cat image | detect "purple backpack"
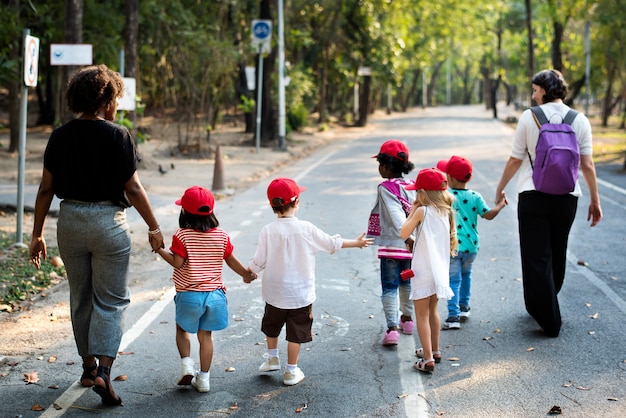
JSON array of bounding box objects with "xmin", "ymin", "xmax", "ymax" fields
[{"xmin": 528, "ymin": 106, "xmax": 580, "ymax": 195}]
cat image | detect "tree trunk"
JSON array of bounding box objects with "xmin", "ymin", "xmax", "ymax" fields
[
  {"xmin": 236, "ymin": 64, "xmax": 254, "ymax": 134},
  {"xmin": 7, "ymin": 0, "xmax": 20, "ymax": 153},
  {"xmin": 60, "ymin": 0, "xmax": 84, "ymax": 124},
  {"xmin": 259, "ymin": 0, "xmax": 275, "ymax": 144},
  {"xmin": 356, "ymin": 75, "xmax": 371, "ymax": 127},
  {"xmin": 551, "ymin": 21, "xmax": 564, "ymax": 73},
  {"xmin": 124, "ymin": 0, "xmax": 139, "ymax": 140},
  {"xmin": 525, "ymin": 0, "xmax": 534, "ymax": 81}
]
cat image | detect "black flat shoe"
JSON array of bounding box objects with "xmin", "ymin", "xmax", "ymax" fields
[
  {"xmin": 93, "ymin": 366, "xmax": 123, "ymax": 406},
  {"xmin": 80, "ymin": 363, "xmax": 97, "ymax": 387}
]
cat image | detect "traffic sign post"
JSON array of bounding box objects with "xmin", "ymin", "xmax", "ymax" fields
[
  {"xmin": 251, "ymin": 20, "xmax": 272, "ymax": 153},
  {"xmin": 16, "ymin": 30, "xmax": 39, "ymax": 246}
]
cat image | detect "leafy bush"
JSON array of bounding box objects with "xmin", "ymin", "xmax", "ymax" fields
[{"xmin": 287, "ymin": 103, "xmax": 308, "ymax": 132}]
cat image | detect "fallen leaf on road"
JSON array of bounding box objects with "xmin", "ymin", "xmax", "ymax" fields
[
  {"xmin": 229, "ymin": 402, "xmax": 238, "ymax": 410},
  {"xmin": 493, "ymin": 329, "xmax": 501, "ymax": 333},
  {"xmin": 48, "ymin": 355, "xmax": 57, "ymax": 363},
  {"xmin": 585, "ymin": 303, "xmax": 591, "ymax": 308},
  {"xmin": 225, "ymin": 367, "xmax": 236, "ymax": 372},
  {"xmin": 31, "ymin": 404, "xmax": 44, "ymax": 411},
  {"xmin": 48, "ymin": 384, "xmax": 59, "ymax": 389},
  {"xmin": 527, "ymin": 347, "xmax": 535, "ymax": 352},
  {"xmin": 53, "ymin": 403, "xmax": 62, "ymax": 410},
  {"xmin": 398, "ymin": 394, "xmax": 408, "ymax": 398},
  {"xmin": 447, "ymin": 357, "xmax": 461, "ymax": 361},
  {"xmin": 607, "ymin": 397, "xmax": 618, "ymax": 401},
  {"xmin": 24, "ymin": 371, "xmax": 39, "ymax": 384},
  {"xmin": 295, "ymin": 403, "xmax": 308, "ymax": 413},
  {"xmin": 588, "ymin": 313, "xmax": 599, "ymax": 319},
  {"xmin": 66, "ymin": 361, "xmax": 75, "ymax": 365},
  {"xmin": 588, "ymin": 331, "xmax": 595, "ymax": 335},
  {"xmin": 118, "ymin": 351, "xmax": 134, "ymax": 355},
  {"xmin": 114, "ymin": 375, "xmax": 128, "ymax": 381},
  {"xmin": 483, "ymin": 336, "xmax": 492, "ymax": 341},
  {"xmin": 547, "ymin": 405, "xmax": 562, "ymax": 415},
  {"xmin": 576, "ymin": 386, "xmax": 590, "ymax": 390},
  {"xmin": 340, "ymin": 347, "xmax": 352, "ymax": 351},
  {"xmin": 563, "ymin": 381, "xmax": 573, "ymax": 387},
  {"xmin": 577, "ymin": 260, "xmax": 589, "ymax": 266},
  {"xmin": 610, "ymin": 276, "xmax": 618, "ymax": 281}
]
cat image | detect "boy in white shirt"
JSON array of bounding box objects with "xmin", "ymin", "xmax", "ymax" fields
[{"xmin": 247, "ymin": 177, "xmax": 372, "ymax": 386}]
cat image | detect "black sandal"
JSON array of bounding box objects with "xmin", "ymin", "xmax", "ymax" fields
[
  {"xmin": 93, "ymin": 366, "xmax": 123, "ymax": 406},
  {"xmin": 80, "ymin": 363, "xmax": 97, "ymax": 387}
]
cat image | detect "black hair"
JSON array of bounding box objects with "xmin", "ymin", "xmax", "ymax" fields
[
  {"xmin": 179, "ymin": 210, "xmax": 219, "ymax": 231},
  {"xmin": 377, "ymin": 153, "xmax": 415, "ymax": 175},
  {"xmin": 271, "ymin": 197, "xmax": 298, "ymax": 214},
  {"xmin": 66, "ymin": 64, "xmax": 124, "ymax": 115},
  {"xmin": 531, "ymin": 69, "xmax": 568, "ymax": 103}
]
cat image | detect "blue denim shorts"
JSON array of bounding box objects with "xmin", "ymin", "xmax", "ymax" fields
[{"xmin": 175, "ymin": 289, "xmax": 228, "ymax": 333}]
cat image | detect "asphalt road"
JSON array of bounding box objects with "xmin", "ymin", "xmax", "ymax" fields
[{"xmin": 2, "ymin": 105, "xmax": 625, "ymax": 417}]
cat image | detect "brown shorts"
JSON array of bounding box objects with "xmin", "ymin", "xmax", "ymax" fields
[{"xmin": 261, "ymin": 303, "xmax": 313, "ymax": 344}]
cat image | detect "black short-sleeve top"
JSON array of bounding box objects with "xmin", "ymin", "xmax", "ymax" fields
[{"xmin": 44, "ymin": 119, "xmax": 138, "ymax": 207}]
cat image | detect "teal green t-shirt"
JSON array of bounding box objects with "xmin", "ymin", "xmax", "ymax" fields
[{"xmin": 450, "ymin": 188, "xmax": 491, "ymax": 253}]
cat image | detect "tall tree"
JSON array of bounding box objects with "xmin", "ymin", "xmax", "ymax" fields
[
  {"xmin": 60, "ymin": 0, "xmax": 84, "ymax": 123},
  {"xmin": 123, "ymin": 0, "xmax": 139, "ymax": 139}
]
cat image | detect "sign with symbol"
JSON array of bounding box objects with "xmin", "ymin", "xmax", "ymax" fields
[
  {"xmin": 117, "ymin": 77, "xmax": 136, "ymax": 111},
  {"xmin": 251, "ymin": 19, "xmax": 272, "ymax": 54},
  {"xmin": 50, "ymin": 44, "xmax": 93, "ymax": 66},
  {"xmin": 24, "ymin": 35, "xmax": 40, "ymax": 87}
]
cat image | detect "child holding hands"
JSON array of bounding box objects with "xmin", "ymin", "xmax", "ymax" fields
[
  {"xmin": 156, "ymin": 186, "xmax": 256, "ymax": 393},
  {"xmin": 400, "ymin": 169, "xmax": 456, "ymax": 373},
  {"xmin": 247, "ymin": 177, "xmax": 373, "ymax": 386}
]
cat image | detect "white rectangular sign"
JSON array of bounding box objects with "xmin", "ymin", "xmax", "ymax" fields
[
  {"xmin": 50, "ymin": 44, "xmax": 93, "ymax": 66},
  {"xmin": 117, "ymin": 77, "xmax": 136, "ymax": 111},
  {"xmin": 24, "ymin": 35, "xmax": 40, "ymax": 87}
]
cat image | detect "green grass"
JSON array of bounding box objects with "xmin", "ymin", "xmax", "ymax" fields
[{"xmin": 0, "ymin": 230, "xmax": 66, "ymax": 307}]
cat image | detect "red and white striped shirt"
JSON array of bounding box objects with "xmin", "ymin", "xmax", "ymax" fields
[{"xmin": 170, "ymin": 227, "xmax": 233, "ymax": 292}]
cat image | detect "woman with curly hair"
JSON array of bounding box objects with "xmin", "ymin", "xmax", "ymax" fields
[{"xmin": 29, "ymin": 64, "xmax": 164, "ymax": 406}]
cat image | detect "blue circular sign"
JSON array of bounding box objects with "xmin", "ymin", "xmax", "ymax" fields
[{"xmin": 253, "ymin": 21, "xmax": 271, "ymax": 40}]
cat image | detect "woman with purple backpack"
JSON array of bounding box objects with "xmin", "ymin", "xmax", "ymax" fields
[{"xmin": 495, "ymin": 69, "xmax": 602, "ymax": 337}]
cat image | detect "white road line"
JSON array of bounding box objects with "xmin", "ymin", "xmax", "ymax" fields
[
  {"xmin": 567, "ymin": 251, "xmax": 626, "ymax": 316},
  {"xmin": 40, "ymin": 287, "xmax": 176, "ymax": 417},
  {"xmin": 597, "ymin": 177, "xmax": 626, "ymax": 195}
]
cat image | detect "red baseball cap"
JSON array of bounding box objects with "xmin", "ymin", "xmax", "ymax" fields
[
  {"xmin": 436, "ymin": 155, "xmax": 472, "ymax": 182},
  {"xmin": 267, "ymin": 178, "xmax": 306, "ymax": 207},
  {"xmin": 372, "ymin": 140, "xmax": 410, "ymax": 162},
  {"xmin": 175, "ymin": 186, "xmax": 215, "ymax": 215},
  {"xmin": 405, "ymin": 168, "xmax": 448, "ymax": 191}
]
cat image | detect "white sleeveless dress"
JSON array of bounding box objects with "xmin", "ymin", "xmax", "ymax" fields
[{"xmin": 409, "ymin": 206, "xmax": 454, "ymax": 301}]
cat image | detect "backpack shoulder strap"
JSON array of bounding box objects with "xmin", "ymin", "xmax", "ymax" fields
[
  {"xmin": 563, "ymin": 109, "xmax": 579, "ymax": 126},
  {"xmin": 530, "ymin": 106, "xmax": 549, "ymax": 125}
]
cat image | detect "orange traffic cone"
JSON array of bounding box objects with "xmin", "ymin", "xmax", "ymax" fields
[{"xmin": 212, "ymin": 145, "xmax": 225, "ymax": 192}]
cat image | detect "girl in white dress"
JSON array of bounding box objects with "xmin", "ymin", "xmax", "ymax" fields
[{"xmin": 400, "ymin": 168, "xmax": 456, "ymax": 372}]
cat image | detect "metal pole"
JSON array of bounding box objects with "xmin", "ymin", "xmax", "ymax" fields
[
  {"xmin": 255, "ymin": 44, "xmax": 264, "ymax": 154},
  {"xmin": 15, "ymin": 29, "xmax": 30, "ymax": 247},
  {"xmin": 277, "ymin": 0, "xmax": 286, "ymax": 150}
]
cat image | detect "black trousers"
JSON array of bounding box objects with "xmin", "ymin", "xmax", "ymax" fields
[{"xmin": 517, "ymin": 191, "xmax": 578, "ymax": 337}]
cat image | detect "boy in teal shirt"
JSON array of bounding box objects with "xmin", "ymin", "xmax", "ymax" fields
[{"xmin": 437, "ymin": 156, "xmax": 508, "ymax": 329}]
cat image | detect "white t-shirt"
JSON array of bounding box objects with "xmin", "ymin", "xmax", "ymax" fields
[
  {"xmin": 510, "ymin": 102, "xmax": 593, "ymax": 197},
  {"xmin": 248, "ymin": 217, "xmax": 343, "ymax": 309}
]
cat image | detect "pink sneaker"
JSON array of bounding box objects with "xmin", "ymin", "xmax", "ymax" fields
[
  {"xmin": 381, "ymin": 329, "xmax": 400, "ymax": 346},
  {"xmin": 400, "ymin": 318, "xmax": 414, "ymax": 335}
]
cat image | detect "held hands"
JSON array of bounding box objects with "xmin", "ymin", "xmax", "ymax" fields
[
  {"xmin": 242, "ymin": 269, "xmax": 257, "ymax": 284},
  {"xmin": 148, "ymin": 231, "xmax": 165, "ymax": 252},
  {"xmin": 496, "ymin": 191, "xmax": 508, "ymax": 208},
  {"xmin": 30, "ymin": 236, "xmax": 47, "ymax": 269}
]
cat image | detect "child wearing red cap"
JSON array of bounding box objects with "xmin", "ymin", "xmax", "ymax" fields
[
  {"xmin": 400, "ymin": 168, "xmax": 456, "ymax": 373},
  {"xmin": 156, "ymin": 186, "xmax": 256, "ymax": 393},
  {"xmin": 367, "ymin": 140, "xmax": 417, "ymax": 346},
  {"xmin": 247, "ymin": 177, "xmax": 373, "ymax": 386},
  {"xmin": 437, "ymin": 156, "xmax": 508, "ymax": 330}
]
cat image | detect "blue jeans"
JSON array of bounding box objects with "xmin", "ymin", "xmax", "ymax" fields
[
  {"xmin": 380, "ymin": 258, "xmax": 413, "ymax": 329},
  {"xmin": 447, "ymin": 252, "xmax": 477, "ymax": 318}
]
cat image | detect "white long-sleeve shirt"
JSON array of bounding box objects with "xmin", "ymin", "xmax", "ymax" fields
[{"xmin": 248, "ymin": 217, "xmax": 343, "ymax": 309}]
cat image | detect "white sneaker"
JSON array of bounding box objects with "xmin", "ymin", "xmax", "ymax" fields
[
  {"xmin": 258, "ymin": 354, "xmax": 280, "ymax": 372},
  {"xmin": 283, "ymin": 367, "xmax": 305, "ymax": 386},
  {"xmin": 177, "ymin": 357, "xmax": 195, "ymax": 385},
  {"xmin": 191, "ymin": 371, "xmax": 210, "ymax": 393}
]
